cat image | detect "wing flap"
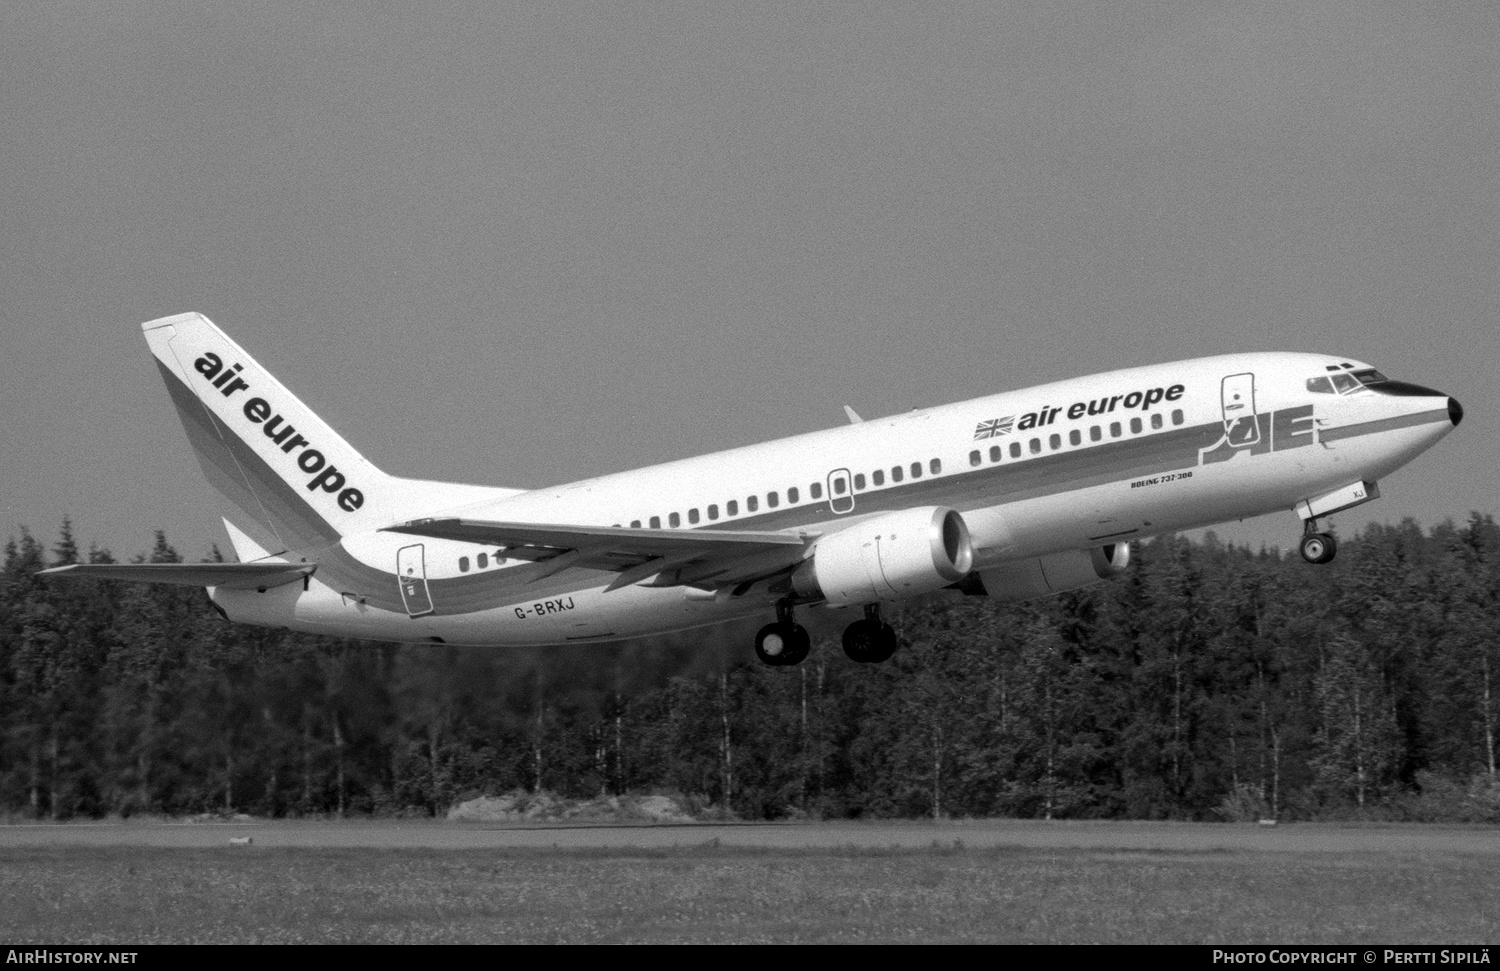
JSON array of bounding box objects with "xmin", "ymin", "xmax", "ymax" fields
[
  {"xmin": 39, "ymin": 562, "xmax": 315, "ymax": 590},
  {"xmin": 381, "ymin": 518, "xmax": 812, "ymax": 588},
  {"xmin": 384, "ymin": 518, "xmax": 806, "ymax": 552}
]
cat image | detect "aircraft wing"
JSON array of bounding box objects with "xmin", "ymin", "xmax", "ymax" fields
[
  {"xmin": 381, "ymin": 518, "xmax": 813, "ymax": 589},
  {"xmin": 38, "ymin": 562, "xmax": 315, "ymax": 590}
]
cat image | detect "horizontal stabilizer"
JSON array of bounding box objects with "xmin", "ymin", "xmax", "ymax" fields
[{"xmin": 39, "ymin": 561, "xmax": 315, "ymax": 590}]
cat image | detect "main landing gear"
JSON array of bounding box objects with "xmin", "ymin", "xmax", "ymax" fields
[
  {"xmin": 841, "ymin": 604, "xmax": 899, "ymax": 664},
  {"xmin": 752, "ymin": 601, "xmax": 901, "ymax": 666},
  {"xmin": 754, "ymin": 600, "xmax": 810, "ymax": 667},
  {"xmin": 1300, "ymin": 521, "xmax": 1338, "ymax": 565}
]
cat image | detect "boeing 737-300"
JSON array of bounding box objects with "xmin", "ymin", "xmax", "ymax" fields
[{"xmin": 42, "ymin": 313, "xmax": 1463, "ymax": 666}]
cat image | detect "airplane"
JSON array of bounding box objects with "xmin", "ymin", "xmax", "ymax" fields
[{"xmin": 42, "ymin": 312, "xmax": 1463, "ymax": 666}]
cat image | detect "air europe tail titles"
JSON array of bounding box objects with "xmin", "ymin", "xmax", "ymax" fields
[
  {"xmin": 192, "ymin": 352, "xmax": 365, "ymax": 512},
  {"xmin": 1016, "ymin": 383, "xmax": 1185, "ymax": 431}
]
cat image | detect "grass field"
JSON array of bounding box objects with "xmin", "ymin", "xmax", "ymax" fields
[{"xmin": 3, "ymin": 842, "xmax": 1497, "ymax": 944}]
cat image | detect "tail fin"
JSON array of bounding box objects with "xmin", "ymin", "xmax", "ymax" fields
[{"xmin": 145, "ymin": 313, "xmax": 395, "ymax": 555}]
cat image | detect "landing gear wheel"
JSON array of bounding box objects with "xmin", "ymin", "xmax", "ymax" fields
[
  {"xmin": 1300, "ymin": 531, "xmax": 1337, "ymax": 565},
  {"xmin": 754, "ymin": 622, "xmax": 809, "ymax": 666},
  {"xmin": 842, "ymin": 617, "xmax": 899, "ymax": 664}
]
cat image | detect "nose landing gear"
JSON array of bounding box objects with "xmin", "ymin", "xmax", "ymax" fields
[{"xmin": 1300, "ymin": 521, "xmax": 1338, "ymax": 565}]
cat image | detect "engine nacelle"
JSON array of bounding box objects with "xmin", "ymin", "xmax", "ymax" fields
[
  {"xmin": 972, "ymin": 543, "xmax": 1131, "ymax": 602},
  {"xmin": 793, "ymin": 506, "xmax": 974, "ymax": 605}
]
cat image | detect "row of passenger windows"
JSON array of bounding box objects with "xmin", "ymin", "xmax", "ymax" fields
[
  {"xmin": 458, "ymin": 551, "xmax": 506, "ymax": 573},
  {"xmin": 967, "ymin": 409, "xmax": 1186, "ymax": 466},
  {"xmin": 620, "ymin": 458, "xmax": 947, "ymax": 532},
  {"xmin": 455, "ymin": 411, "xmax": 1185, "ymax": 571}
]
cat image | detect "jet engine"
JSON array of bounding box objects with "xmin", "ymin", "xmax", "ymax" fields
[
  {"xmin": 793, "ymin": 506, "xmax": 974, "ymax": 605},
  {"xmin": 968, "ymin": 543, "xmax": 1131, "ymax": 602}
]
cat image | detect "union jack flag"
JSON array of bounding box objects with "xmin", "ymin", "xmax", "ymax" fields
[{"xmin": 973, "ymin": 416, "xmax": 1014, "ymax": 440}]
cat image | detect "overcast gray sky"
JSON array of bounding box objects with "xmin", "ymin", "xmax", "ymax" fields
[{"xmin": 2, "ymin": 1, "xmax": 1494, "ymax": 562}]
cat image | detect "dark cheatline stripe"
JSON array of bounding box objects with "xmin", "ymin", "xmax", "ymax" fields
[{"xmin": 1317, "ymin": 407, "xmax": 1450, "ymax": 444}]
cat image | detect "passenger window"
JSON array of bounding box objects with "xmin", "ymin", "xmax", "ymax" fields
[
  {"xmin": 650, "ymin": 516, "xmax": 661, "ymax": 528},
  {"xmin": 1306, "ymin": 377, "xmax": 1335, "ymax": 394},
  {"xmin": 892, "ymin": 466, "xmax": 904, "ymax": 482},
  {"xmin": 854, "ymin": 473, "xmax": 866, "ymax": 490},
  {"xmin": 747, "ymin": 495, "xmax": 758, "ymax": 512},
  {"xmin": 767, "ymin": 492, "xmax": 778, "ymax": 508},
  {"xmin": 873, "ymin": 469, "xmax": 885, "ymax": 486},
  {"xmin": 1110, "ymin": 422, "xmax": 1122, "ymax": 438},
  {"xmin": 727, "ymin": 500, "xmax": 738, "ymax": 517},
  {"xmin": 1029, "ymin": 438, "xmax": 1041, "ymax": 454},
  {"xmin": 1090, "ymin": 426, "xmax": 1101, "ymax": 442},
  {"xmin": 669, "ymin": 512, "xmax": 681, "ymax": 527},
  {"xmin": 787, "ymin": 487, "xmax": 799, "ymax": 504},
  {"xmin": 930, "ymin": 458, "xmax": 941, "ymax": 474},
  {"xmin": 970, "ymin": 450, "xmax": 981, "ymax": 467},
  {"xmin": 478, "ymin": 553, "xmax": 488, "ymax": 569},
  {"xmin": 688, "ymin": 508, "xmax": 700, "ymax": 524},
  {"xmin": 833, "ymin": 477, "xmax": 846, "ymax": 494},
  {"xmin": 1049, "ymin": 433, "xmax": 1061, "ymax": 450},
  {"xmin": 708, "ymin": 504, "xmax": 719, "ymax": 521},
  {"xmin": 810, "ymin": 482, "xmax": 823, "ymax": 499},
  {"xmin": 1010, "ymin": 442, "xmax": 1021, "ymax": 458},
  {"xmin": 989, "ymin": 445, "xmax": 1001, "ymax": 462},
  {"xmin": 1130, "ymin": 417, "xmax": 1143, "ymax": 434},
  {"xmin": 1151, "ymin": 413, "xmax": 1163, "ymax": 430},
  {"xmin": 631, "ymin": 520, "xmax": 641, "ymax": 528},
  {"xmin": 1171, "ymin": 409, "xmax": 1183, "ymax": 426},
  {"xmin": 1069, "ymin": 430, "xmax": 1081, "ymax": 446},
  {"xmin": 910, "ymin": 462, "xmax": 922, "ymax": 478},
  {"xmin": 459, "ymin": 556, "xmax": 469, "ymax": 573}
]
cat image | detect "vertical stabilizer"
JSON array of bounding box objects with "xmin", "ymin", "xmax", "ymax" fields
[{"xmin": 144, "ymin": 313, "xmax": 392, "ymax": 554}]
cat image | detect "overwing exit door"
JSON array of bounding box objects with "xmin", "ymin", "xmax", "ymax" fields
[
  {"xmin": 397, "ymin": 544, "xmax": 434, "ymax": 617},
  {"xmin": 827, "ymin": 468, "xmax": 855, "ymax": 514},
  {"xmin": 1221, "ymin": 373, "xmax": 1260, "ymax": 447}
]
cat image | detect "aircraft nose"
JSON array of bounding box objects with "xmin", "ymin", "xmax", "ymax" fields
[{"xmin": 1449, "ymin": 396, "xmax": 1464, "ymax": 427}]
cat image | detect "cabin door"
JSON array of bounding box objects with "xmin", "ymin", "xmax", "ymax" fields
[
  {"xmin": 827, "ymin": 468, "xmax": 855, "ymax": 514},
  {"xmin": 397, "ymin": 544, "xmax": 435, "ymax": 617},
  {"xmin": 1221, "ymin": 373, "xmax": 1261, "ymax": 448}
]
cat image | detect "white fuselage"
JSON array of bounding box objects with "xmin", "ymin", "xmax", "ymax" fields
[{"xmin": 212, "ymin": 351, "xmax": 1459, "ymax": 646}]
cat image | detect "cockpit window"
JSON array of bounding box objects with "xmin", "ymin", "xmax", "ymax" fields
[{"xmin": 1309, "ymin": 368, "xmax": 1390, "ymax": 395}]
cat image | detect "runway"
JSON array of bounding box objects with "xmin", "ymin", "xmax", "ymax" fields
[{"xmin": 3, "ymin": 818, "xmax": 1497, "ymax": 854}]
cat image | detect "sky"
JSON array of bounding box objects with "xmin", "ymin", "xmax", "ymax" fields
[{"xmin": 2, "ymin": 1, "xmax": 1495, "ymax": 563}]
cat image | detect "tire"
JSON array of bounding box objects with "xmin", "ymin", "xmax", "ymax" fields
[
  {"xmin": 843, "ymin": 619, "xmax": 898, "ymax": 663},
  {"xmin": 1300, "ymin": 532, "xmax": 1337, "ymax": 565},
  {"xmin": 842, "ymin": 619, "xmax": 875, "ymax": 663},
  {"xmin": 755, "ymin": 622, "xmax": 809, "ymax": 666}
]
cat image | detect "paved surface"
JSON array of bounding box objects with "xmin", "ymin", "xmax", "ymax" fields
[{"xmin": 2, "ymin": 819, "xmax": 1497, "ymax": 854}]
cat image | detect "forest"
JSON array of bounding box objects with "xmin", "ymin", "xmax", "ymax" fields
[{"xmin": 2, "ymin": 514, "xmax": 1498, "ymax": 823}]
